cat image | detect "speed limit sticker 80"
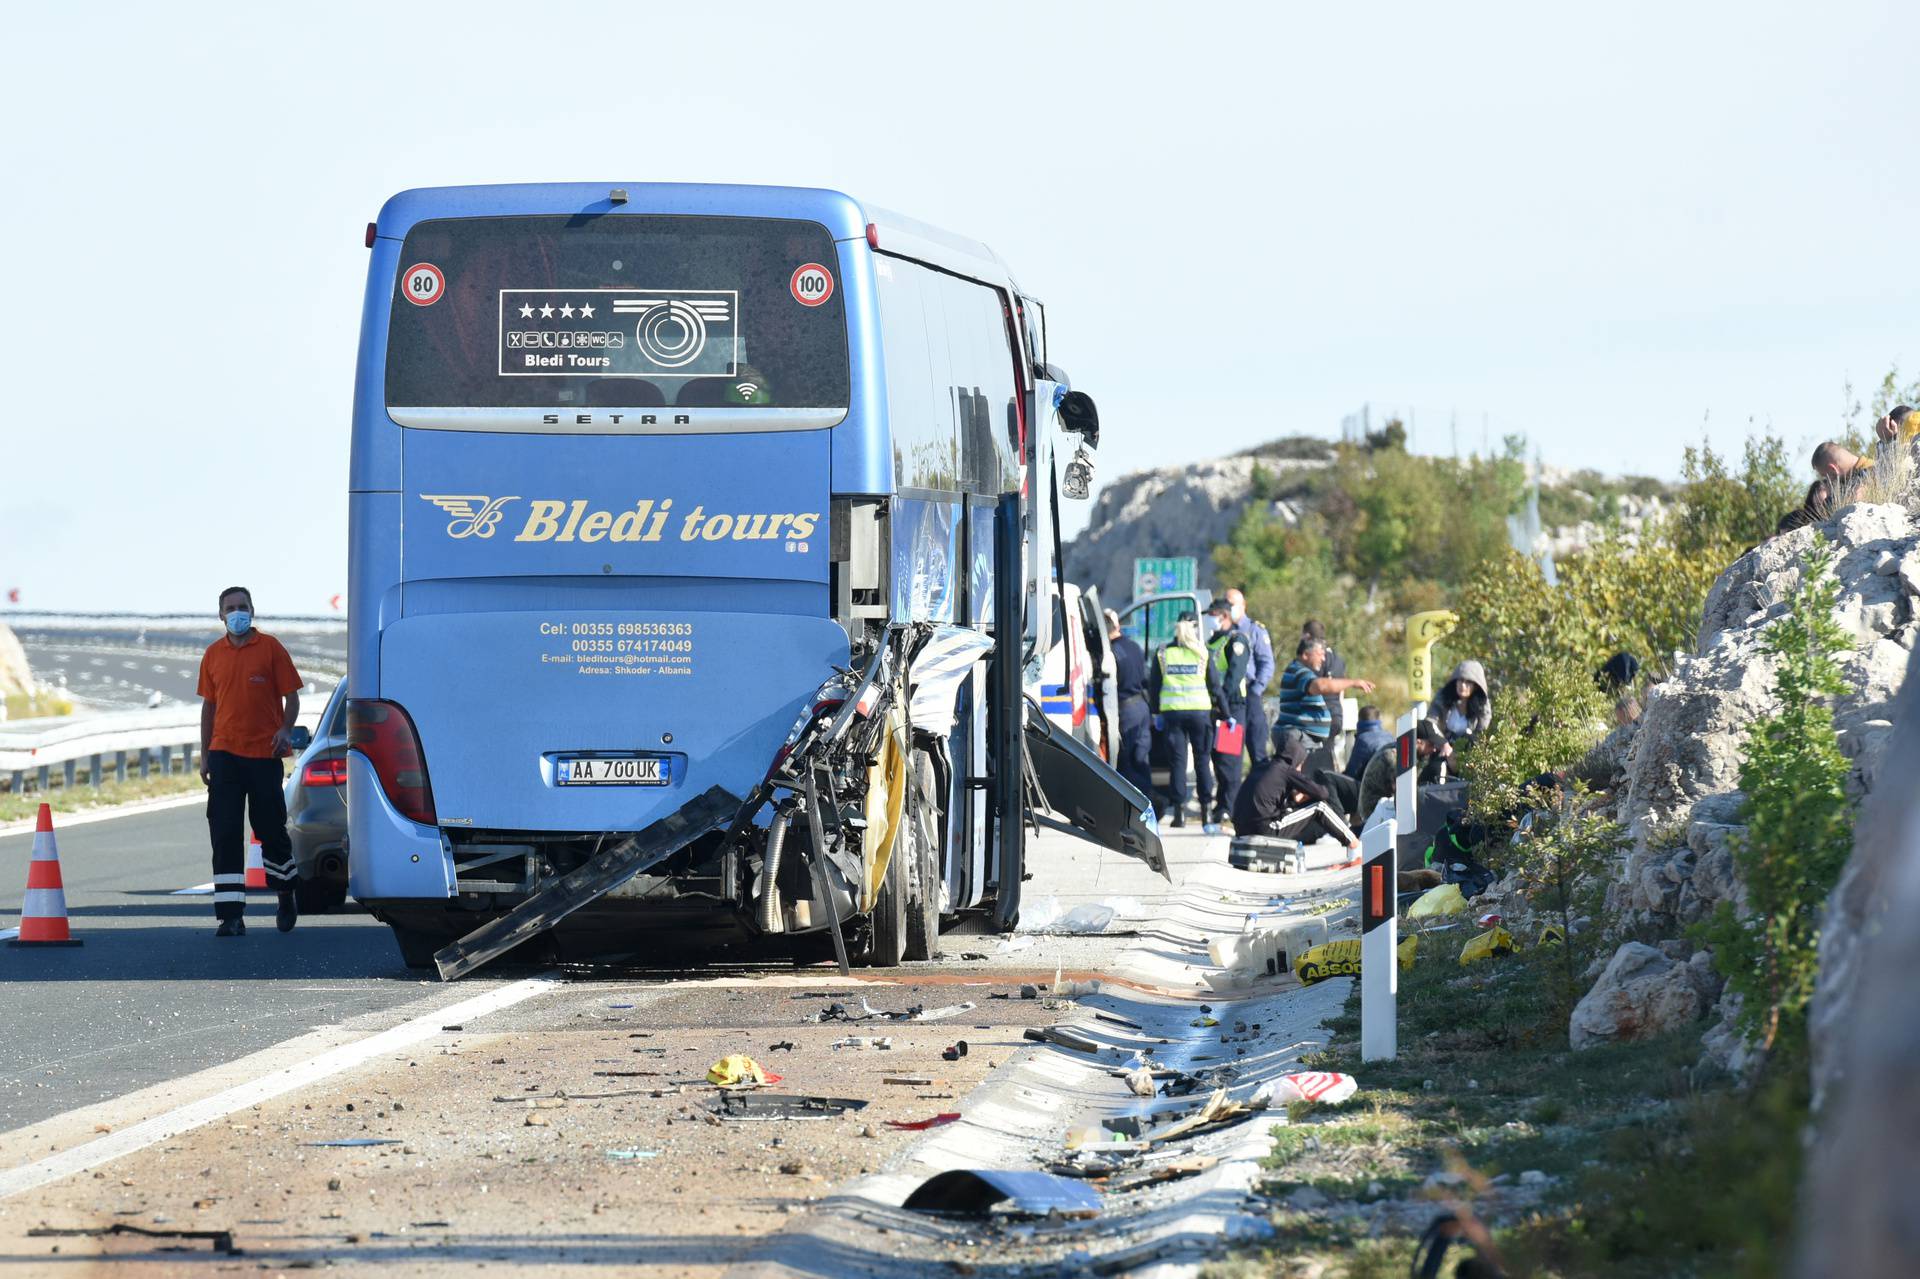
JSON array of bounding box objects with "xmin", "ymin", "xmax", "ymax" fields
[
  {"xmin": 402, "ymin": 263, "xmax": 445, "ymax": 307},
  {"xmin": 789, "ymin": 263, "xmax": 834, "ymax": 307}
]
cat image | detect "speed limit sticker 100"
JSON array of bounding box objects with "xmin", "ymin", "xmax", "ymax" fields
[
  {"xmin": 789, "ymin": 263, "xmax": 833, "ymax": 307},
  {"xmin": 402, "ymin": 263, "xmax": 445, "ymax": 307}
]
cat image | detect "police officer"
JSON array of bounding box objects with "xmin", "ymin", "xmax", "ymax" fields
[
  {"xmin": 1146, "ymin": 610, "xmax": 1219, "ymax": 828},
  {"xmin": 1104, "ymin": 609, "xmax": 1154, "ymax": 804},
  {"xmin": 1205, "ymin": 599, "xmax": 1251, "ymax": 831},
  {"xmin": 1225, "ymin": 588, "xmax": 1274, "ymax": 764}
]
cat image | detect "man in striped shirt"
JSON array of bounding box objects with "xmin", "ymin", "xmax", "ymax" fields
[{"xmin": 1273, "ymin": 636, "xmax": 1373, "ymax": 763}]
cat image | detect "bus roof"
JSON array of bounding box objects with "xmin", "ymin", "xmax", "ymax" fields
[{"xmin": 373, "ymin": 183, "xmax": 1018, "ymax": 292}]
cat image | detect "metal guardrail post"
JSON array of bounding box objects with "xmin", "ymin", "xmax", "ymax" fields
[
  {"xmin": 63, "ymin": 760, "xmax": 76, "ymax": 790},
  {"xmin": 139, "ymin": 748, "xmax": 151, "ymax": 780},
  {"xmin": 9, "ymin": 770, "xmax": 21, "ymax": 793},
  {"xmin": 183, "ymin": 742, "xmax": 195, "ymax": 774},
  {"xmin": 160, "ymin": 744, "xmax": 172, "ymax": 775},
  {"xmin": 37, "ymin": 765, "xmax": 50, "ymax": 791},
  {"xmin": 115, "ymin": 750, "xmax": 127, "ymax": 783},
  {"xmin": 90, "ymin": 753, "xmax": 103, "ymax": 790}
]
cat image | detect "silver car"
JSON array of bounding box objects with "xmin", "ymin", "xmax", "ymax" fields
[{"xmin": 283, "ymin": 682, "xmax": 350, "ymax": 912}]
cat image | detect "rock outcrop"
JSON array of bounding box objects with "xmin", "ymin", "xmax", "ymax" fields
[
  {"xmin": 0, "ymin": 623, "xmax": 33, "ymax": 701},
  {"xmin": 1065, "ymin": 441, "xmax": 1334, "ymax": 607},
  {"xmin": 1568, "ymin": 941, "xmax": 1719, "ymax": 1049},
  {"xmin": 1581, "ymin": 502, "xmax": 1919, "ymax": 1067}
]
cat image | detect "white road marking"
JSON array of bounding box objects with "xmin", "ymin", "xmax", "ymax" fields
[
  {"xmin": 0, "ymin": 792, "xmax": 206, "ymax": 838},
  {"xmin": 0, "ymin": 927, "xmax": 18, "ymax": 942},
  {"xmin": 171, "ymin": 882, "xmax": 214, "ymax": 895},
  {"xmin": 0, "ymin": 974, "xmax": 560, "ymax": 1201}
]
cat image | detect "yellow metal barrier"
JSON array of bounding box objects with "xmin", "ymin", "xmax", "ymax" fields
[{"xmin": 1406, "ymin": 609, "xmax": 1459, "ymax": 705}]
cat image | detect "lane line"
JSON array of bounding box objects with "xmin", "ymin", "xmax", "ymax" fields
[
  {"xmin": 170, "ymin": 882, "xmax": 214, "ymax": 895},
  {"xmin": 0, "ymin": 974, "xmax": 560, "ymax": 1201}
]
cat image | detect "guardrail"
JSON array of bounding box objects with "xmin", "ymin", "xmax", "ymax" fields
[{"xmin": 0, "ymin": 704, "xmax": 325, "ymax": 795}]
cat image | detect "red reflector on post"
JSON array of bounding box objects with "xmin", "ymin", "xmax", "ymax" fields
[
  {"xmin": 365, "ymin": 221, "xmax": 377, "ymax": 248},
  {"xmin": 1369, "ymin": 864, "xmax": 1385, "ymax": 920}
]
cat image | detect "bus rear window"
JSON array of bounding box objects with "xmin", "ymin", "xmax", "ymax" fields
[{"xmin": 385, "ymin": 215, "xmax": 849, "ymax": 430}]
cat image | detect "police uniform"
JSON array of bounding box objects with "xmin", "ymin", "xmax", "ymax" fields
[
  {"xmin": 1109, "ymin": 633, "xmax": 1154, "ymax": 802},
  {"xmin": 1243, "ymin": 618, "xmax": 1275, "ymax": 764},
  {"xmin": 1208, "ymin": 627, "xmax": 1252, "ymax": 821},
  {"xmin": 1148, "ymin": 641, "xmax": 1215, "ymax": 824}
]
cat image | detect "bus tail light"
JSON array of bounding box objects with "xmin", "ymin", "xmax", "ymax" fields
[
  {"xmin": 301, "ymin": 757, "xmax": 348, "ymax": 788},
  {"xmin": 346, "ymin": 699, "xmax": 437, "ymax": 826},
  {"xmin": 365, "ymin": 221, "xmax": 377, "ymax": 248},
  {"xmin": 865, "ymin": 223, "xmax": 879, "ymax": 250}
]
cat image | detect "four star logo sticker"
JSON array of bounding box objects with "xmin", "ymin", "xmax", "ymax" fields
[{"xmin": 516, "ymin": 300, "xmax": 598, "ymax": 320}]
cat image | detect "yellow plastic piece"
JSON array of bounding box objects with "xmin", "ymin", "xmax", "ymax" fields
[
  {"xmin": 860, "ymin": 700, "xmax": 909, "ymax": 913},
  {"xmin": 1459, "ymin": 926, "xmax": 1518, "ymax": 965},
  {"xmin": 1293, "ymin": 935, "xmax": 1419, "ymax": 985},
  {"xmin": 1407, "ymin": 882, "xmax": 1468, "ymax": 919}
]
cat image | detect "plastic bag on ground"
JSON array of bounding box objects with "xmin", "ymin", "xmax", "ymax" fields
[
  {"xmin": 707, "ymin": 1054, "xmax": 781, "ymax": 1087},
  {"xmin": 1017, "ymin": 896, "xmax": 1132, "ymax": 934},
  {"xmin": 1293, "ymin": 936, "xmax": 1418, "ymax": 984},
  {"xmin": 1458, "ymin": 925, "xmax": 1518, "ymax": 965},
  {"xmin": 1252, "ymin": 1071, "xmax": 1359, "ymax": 1107},
  {"xmin": 1407, "ymin": 882, "xmax": 1468, "ymax": 919}
]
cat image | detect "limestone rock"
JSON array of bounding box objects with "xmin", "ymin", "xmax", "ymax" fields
[{"xmin": 1569, "ymin": 942, "xmax": 1708, "ymax": 1050}]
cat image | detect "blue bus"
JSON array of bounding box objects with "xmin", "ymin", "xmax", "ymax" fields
[{"xmin": 345, "ymin": 183, "xmax": 1160, "ymax": 975}]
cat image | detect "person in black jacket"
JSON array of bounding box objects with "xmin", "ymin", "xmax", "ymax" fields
[
  {"xmin": 1104, "ymin": 609, "xmax": 1154, "ymax": 803},
  {"xmin": 1232, "ymin": 736, "xmax": 1349, "ymax": 847}
]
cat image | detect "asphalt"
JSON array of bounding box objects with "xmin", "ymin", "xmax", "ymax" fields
[
  {"xmin": 11, "ymin": 625, "xmax": 345, "ymax": 712},
  {"xmin": 0, "ymin": 803, "xmax": 452, "ymax": 1132}
]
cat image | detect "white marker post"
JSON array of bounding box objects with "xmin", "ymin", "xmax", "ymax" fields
[
  {"xmin": 1359, "ymin": 814, "xmax": 1397, "ymax": 1062},
  {"xmin": 1394, "ymin": 704, "xmax": 1426, "ymax": 869}
]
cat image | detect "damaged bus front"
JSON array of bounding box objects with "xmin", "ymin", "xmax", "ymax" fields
[{"xmin": 345, "ymin": 184, "xmax": 1160, "ymax": 975}]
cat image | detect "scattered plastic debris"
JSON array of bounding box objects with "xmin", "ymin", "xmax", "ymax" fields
[
  {"xmin": 903, "ymin": 1169, "xmax": 1102, "ymax": 1217},
  {"xmin": 830, "ymin": 1035, "xmax": 894, "ymax": 1051},
  {"xmin": 912, "ymin": 1001, "xmax": 976, "ymax": 1022},
  {"xmin": 707, "ymin": 1092, "xmax": 868, "ymax": 1121},
  {"xmin": 886, "ymin": 1112, "xmax": 962, "ymax": 1131},
  {"xmin": 28, "ymin": 1224, "xmax": 239, "ymax": 1255},
  {"xmin": 1123, "ymin": 1067, "xmax": 1158, "ymax": 1098},
  {"xmin": 1191, "ymin": 1016, "xmax": 1219, "ymax": 1028},
  {"xmin": 303, "ymin": 1139, "xmax": 401, "ymax": 1148},
  {"xmin": 1252, "ymin": 1071, "xmax": 1359, "ymax": 1107},
  {"xmin": 707, "ymin": 1055, "xmax": 782, "ymax": 1087},
  {"xmin": 1460, "ymin": 926, "xmax": 1518, "ymax": 964},
  {"xmin": 883, "ymin": 1075, "xmax": 936, "ymax": 1086},
  {"xmin": 605, "ymin": 1149, "xmax": 662, "ymax": 1160},
  {"xmin": 1023, "ymin": 1026, "xmax": 1104, "ymax": 1054},
  {"xmin": 942, "ymin": 1041, "xmax": 969, "ymax": 1061}
]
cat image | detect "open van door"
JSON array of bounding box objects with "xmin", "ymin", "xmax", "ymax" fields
[{"xmin": 1117, "ymin": 591, "xmax": 1214, "ymax": 658}]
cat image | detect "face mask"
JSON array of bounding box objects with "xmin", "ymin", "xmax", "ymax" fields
[{"xmin": 225, "ymin": 610, "xmax": 253, "ymax": 637}]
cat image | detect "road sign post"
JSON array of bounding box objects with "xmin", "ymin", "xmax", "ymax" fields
[
  {"xmin": 1360, "ymin": 815, "xmax": 1398, "ymax": 1062},
  {"xmin": 1406, "ymin": 610, "xmax": 1459, "ymax": 703},
  {"xmin": 1395, "ymin": 704, "xmax": 1426, "ymax": 864}
]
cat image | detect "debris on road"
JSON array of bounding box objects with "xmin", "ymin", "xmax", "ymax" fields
[
  {"xmin": 886, "ymin": 1112, "xmax": 962, "ymax": 1131},
  {"xmin": 707, "ymin": 1092, "xmax": 869, "ymax": 1122},
  {"xmin": 830, "ymin": 1035, "xmax": 893, "ymax": 1050},
  {"xmin": 1251, "ymin": 1071, "xmax": 1359, "ymax": 1107},
  {"xmin": 606, "ymin": 1149, "xmax": 662, "ymax": 1160},
  {"xmin": 29, "ymin": 1224, "xmax": 240, "ymax": 1255},
  {"xmin": 302, "ymin": 1139, "xmax": 401, "ymax": 1148},
  {"xmin": 912, "ymin": 1000, "xmax": 976, "ymax": 1022},
  {"xmin": 708, "ymin": 1054, "xmax": 782, "ymax": 1087},
  {"xmin": 903, "ymin": 1168, "xmax": 1102, "ymax": 1218},
  {"xmin": 1123, "ymin": 1067, "xmax": 1158, "ymax": 1098},
  {"xmin": 942, "ymin": 1041, "xmax": 969, "ymax": 1061},
  {"xmin": 1022, "ymin": 1025, "xmax": 1104, "ymax": 1054}
]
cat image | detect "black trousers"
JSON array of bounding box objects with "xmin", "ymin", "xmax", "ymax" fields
[
  {"xmin": 1162, "ymin": 710, "xmax": 1214, "ymax": 812},
  {"xmin": 1210, "ymin": 701, "xmax": 1247, "ymax": 819},
  {"xmin": 206, "ymin": 750, "xmax": 294, "ymax": 919},
  {"xmin": 1245, "ymin": 693, "xmax": 1271, "ymax": 766},
  {"xmin": 1117, "ymin": 698, "xmax": 1154, "ymax": 804}
]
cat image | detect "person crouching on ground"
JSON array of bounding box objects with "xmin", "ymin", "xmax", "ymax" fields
[
  {"xmin": 196, "ymin": 586, "xmax": 303, "ymax": 937},
  {"xmin": 1232, "ymin": 735, "xmax": 1351, "ymax": 850},
  {"xmin": 1355, "ymin": 716, "xmax": 1451, "ymax": 828}
]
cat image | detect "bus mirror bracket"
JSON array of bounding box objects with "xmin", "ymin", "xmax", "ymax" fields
[{"xmin": 1055, "ymin": 390, "xmax": 1100, "ymax": 449}]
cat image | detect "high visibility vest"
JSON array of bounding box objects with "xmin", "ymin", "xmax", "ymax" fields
[
  {"xmin": 1210, "ymin": 633, "xmax": 1247, "ymax": 703},
  {"xmin": 1157, "ymin": 644, "xmax": 1211, "ymax": 712}
]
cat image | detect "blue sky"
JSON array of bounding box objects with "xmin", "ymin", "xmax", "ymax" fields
[{"xmin": 1, "ymin": 1, "xmax": 1912, "ymax": 612}]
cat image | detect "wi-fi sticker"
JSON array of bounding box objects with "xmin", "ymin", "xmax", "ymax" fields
[{"xmin": 735, "ymin": 382, "xmax": 759, "ymax": 398}]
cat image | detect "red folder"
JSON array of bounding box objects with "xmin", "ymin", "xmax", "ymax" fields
[{"xmin": 1213, "ymin": 718, "xmax": 1245, "ymax": 756}]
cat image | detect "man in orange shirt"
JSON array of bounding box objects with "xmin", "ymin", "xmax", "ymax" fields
[{"xmin": 196, "ymin": 586, "xmax": 303, "ymax": 936}]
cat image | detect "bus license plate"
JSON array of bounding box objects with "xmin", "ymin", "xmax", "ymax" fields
[{"xmin": 556, "ymin": 756, "xmax": 670, "ymax": 786}]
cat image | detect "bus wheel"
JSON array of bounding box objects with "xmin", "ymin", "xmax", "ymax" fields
[
  {"xmin": 903, "ymin": 751, "xmax": 942, "ymax": 962},
  {"xmin": 865, "ymin": 822, "xmax": 911, "ymax": 969}
]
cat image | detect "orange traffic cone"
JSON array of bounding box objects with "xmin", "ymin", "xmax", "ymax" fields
[
  {"xmin": 244, "ymin": 835, "xmax": 269, "ymax": 891},
  {"xmin": 10, "ymin": 803, "xmax": 82, "ymax": 947}
]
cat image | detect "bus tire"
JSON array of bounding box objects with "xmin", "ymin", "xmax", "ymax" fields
[
  {"xmin": 865, "ymin": 826, "xmax": 910, "ymax": 969},
  {"xmin": 903, "ymin": 751, "xmax": 942, "ymax": 962}
]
